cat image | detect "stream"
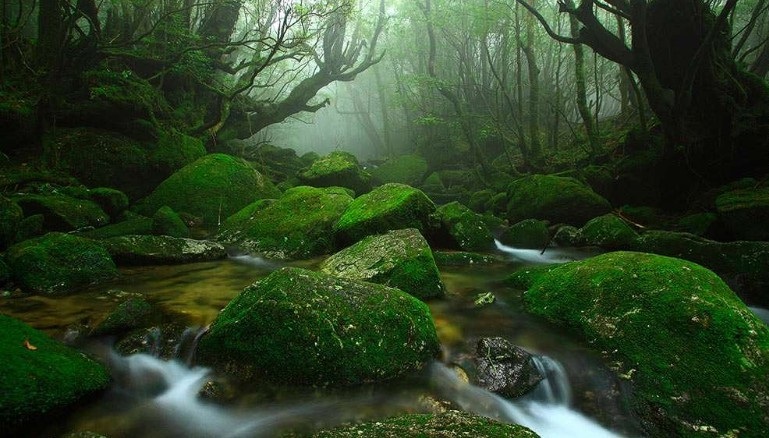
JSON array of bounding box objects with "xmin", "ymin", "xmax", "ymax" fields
[{"xmin": 1, "ymin": 244, "xmax": 655, "ymax": 437}]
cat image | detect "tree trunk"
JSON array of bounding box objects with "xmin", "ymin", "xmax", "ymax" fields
[{"xmin": 568, "ymin": 6, "xmax": 600, "ymax": 156}]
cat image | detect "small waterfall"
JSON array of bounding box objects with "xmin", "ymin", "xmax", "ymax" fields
[
  {"xmin": 428, "ymin": 361, "xmax": 622, "ymax": 438},
  {"xmin": 494, "ymin": 240, "xmax": 577, "ymax": 265},
  {"xmin": 227, "ymin": 252, "xmax": 280, "ymax": 270}
]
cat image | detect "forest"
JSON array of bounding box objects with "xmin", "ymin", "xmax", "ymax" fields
[{"xmin": 1, "ymin": 0, "xmax": 769, "ymax": 437}]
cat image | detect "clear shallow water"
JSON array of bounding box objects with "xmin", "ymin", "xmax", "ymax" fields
[{"xmin": 2, "ymin": 247, "xmax": 640, "ymax": 437}]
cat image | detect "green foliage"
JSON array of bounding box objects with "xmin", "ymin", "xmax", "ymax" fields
[
  {"xmin": 197, "ymin": 267, "xmax": 440, "ymax": 386},
  {"xmin": 0, "ymin": 315, "xmax": 110, "ymax": 432}
]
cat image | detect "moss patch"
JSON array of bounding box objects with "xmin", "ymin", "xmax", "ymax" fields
[
  {"xmin": 577, "ymin": 214, "xmax": 639, "ymax": 249},
  {"xmin": 298, "ymin": 151, "xmax": 372, "ymax": 195},
  {"xmin": 715, "ymin": 187, "xmax": 769, "ymax": 241},
  {"xmin": 320, "ymin": 228, "xmax": 444, "ymax": 300},
  {"xmin": 433, "ymin": 202, "xmax": 495, "ymax": 251},
  {"xmin": 197, "ymin": 267, "xmax": 440, "ymax": 386},
  {"xmin": 6, "ymin": 232, "xmax": 118, "ymax": 294},
  {"xmin": 218, "ymin": 186, "xmax": 353, "ymax": 259},
  {"xmin": 334, "ymin": 183, "xmax": 437, "ymax": 246},
  {"xmin": 152, "ymin": 206, "xmax": 189, "ymax": 238},
  {"xmin": 510, "ymin": 251, "xmax": 769, "ymax": 436},
  {"xmin": 501, "ymin": 219, "xmax": 550, "ymax": 249},
  {"xmin": 0, "ymin": 314, "xmax": 110, "ymax": 431}
]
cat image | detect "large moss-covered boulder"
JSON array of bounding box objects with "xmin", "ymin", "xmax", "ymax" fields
[
  {"xmin": 311, "ymin": 410, "xmax": 538, "ymax": 437},
  {"xmin": 0, "ymin": 195, "xmax": 23, "ymax": 249},
  {"xmin": 320, "ymin": 228, "xmax": 444, "ymax": 300},
  {"xmin": 5, "ymin": 233, "xmax": 118, "ymax": 294},
  {"xmin": 88, "ymin": 188, "xmax": 129, "ymax": 219},
  {"xmin": 13, "ymin": 194, "xmax": 109, "ymax": 232},
  {"xmin": 577, "ymin": 214, "xmax": 639, "ymax": 249},
  {"xmin": 218, "ymin": 186, "xmax": 353, "ymax": 259},
  {"xmin": 509, "ymin": 252, "xmax": 769, "ymax": 436},
  {"xmin": 715, "ymin": 187, "xmax": 769, "ymax": 241},
  {"xmin": 0, "ymin": 315, "xmax": 110, "ymax": 432},
  {"xmin": 150, "ymin": 129, "xmax": 206, "ymax": 176},
  {"xmin": 369, "ymin": 154, "xmax": 428, "ymax": 186},
  {"xmin": 432, "ymin": 202, "xmax": 495, "ymax": 251},
  {"xmin": 137, "ymin": 154, "xmax": 280, "ymax": 226},
  {"xmin": 334, "ymin": 183, "xmax": 437, "ymax": 246},
  {"xmin": 506, "ymin": 175, "xmax": 611, "ymax": 226},
  {"xmin": 197, "ymin": 267, "xmax": 440, "ymax": 386},
  {"xmin": 500, "ymin": 219, "xmax": 550, "ymax": 249},
  {"xmin": 298, "ymin": 151, "xmax": 372, "ymax": 195},
  {"xmin": 100, "ymin": 235, "xmax": 226, "ymax": 265},
  {"xmin": 152, "ymin": 206, "xmax": 189, "ymax": 238}
]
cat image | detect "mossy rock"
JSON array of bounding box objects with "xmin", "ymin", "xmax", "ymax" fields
[
  {"xmin": 0, "ymin": 195, "xmax": 23, "ymax": 249},
  {"xmin": 320, "ymin": 228, "xmax": 444, "ymax": 300},
  {"xmin": 553, "ymin": 225, "xmax": 582, "ymax": 247},
  {"xmin": 468, "ymin": 189, "xmax": 496, "ymax": 213},
  {"xmin": 218, "ymin": 186, "xmax": 353, "ymax": 259},
  {"xmin": 676, "ymin": 212, "xmax": 718, "ymax": 237},
  {"xmin": 432, "ymin": 202, "xmax": 495, "ymax": 251},
  {"xmin": 715, "ymin": 187, "xmax": 769, "ymax": 241},
  {"xmin": 49, "ymin": 127, "xmax": 155, "ymax": 200},
  {"xmin": 100, "ymin": 235, "xmax": 226, "ymax": 266},
  {"xmin": 136, "ymin": 154, "xmax": 280, "ymax": 227},
  {"xmin": 5, "ymin": 232, "xmax": 118, "ymax": 294},
  {"xmin": 510, "ymin": 251, "xmax": 769, "ymax": 436},
  {"xmin": 13, "ymin": 194, "xmax": 109, "ymax": 232},
  {"xmin": 248, "ymin": 144, "xmax": 306, "ymax": 183},
  {"xmin": 0, "ymin": 315, "xmax": 110, "ymax": 432},
  {"xmin": 421, "ymin": 172, "xmax": 445, "ymax": 192},
  {"xmin": 438, "ymin": 170, "xmax": 483, "ymax": 192},
  {"xmin": 77, "ymin": 217, "xmax": 154, "ymax": 240},
  {"xmin": 15, "ymin": 214, "xmax": 44, "ymax": 242},
  {"xmin": 433, "ymin": 251, "xmax": 505, "ymax": 267},
  {"xmin": 369, "ymin": 154, "xmax": 428, "ymax": 186},
  {"xmin": 197, "ymin": 267, "xmax": 440, "ymax": 386},
  {"xmin": 310, "ymin": 410, "xmax": 538, "ymax": 437},
  {"xmin": 334, "ymin": 183, "xmax": 437, "ymax": 246},
  {"xmin": 298, "ymin": 151, "xmax": 372, "ymax": 195},
  {"xmin": 88, "ymin": 188, "xmax": 129, "ymax": 219},
  {"xmin": 90, "ymin": 297, "xmax": 155, "ymax": 337},
  {"xmin": 505, "ymin": 174, "xmax": 611, "ymax": 226},
  {"xmin": 150, "ymin": 129, "xmax": 206, "ymax": 176},
  {"xmin": 577, "ymin": 214, "xmax": 639, "ymax": 249},
  {"xmin": 152, "ymin": 206, "xmax": 189, "ymax": 238},
  {"xmin": 500, "ymin": 219, "xmax": 550, "ymax": 249}
]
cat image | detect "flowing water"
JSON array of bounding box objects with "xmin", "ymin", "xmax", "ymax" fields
[{"xmin": 2, "ymin": 247, "xmax": 644, "ymax": 437}]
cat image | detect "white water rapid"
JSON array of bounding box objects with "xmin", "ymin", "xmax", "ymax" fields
[
  {"xmin": 227, "ymin": 253, "xmax": 280, "ymax": 270},
  {"xmin": 428, "ymin": 359, "xmax": 623, "ymax": 438},
  {"xmin": 494, "ymin": 240, "xmax": 584, "ymax": 264}
]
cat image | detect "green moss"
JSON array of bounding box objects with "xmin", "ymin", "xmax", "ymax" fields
[
  {"xmin": 100, "ymin": 235, "xmax": 226, "ymax": 265},
  {"xmin": 676, "ymin": 212, "xmax": 717, "ymax": 236},
  {"xmin": 77, "ymin": 217, "xmax": 153, "ymax": 240},
  {"xmin": 13, "ymin": 194, "xmax": 110, "ymax": 232},
  {"xmin": 5, "ymin": 232, "xmax": 118, "ymax": 294},
  {"xmin": 0, "ymin": 195, "xmax": 23, "ymax": 249},
  {"xmin": 552, "ymin": 225, "xmax": 582, "ymax": 247},
  {"xmin": 334, "ymin": 183, "xmax": 437, "ymax": 246},
  {"xmin": 197, "ymin": 267, "xmax": 440, "ymax": 386},
  {"xmin": 320, "ymin": 228, "xmax": 444, "ymax": 300},
  {"xmin": 218, "ymin": 186, "xmax": 353, "ymax": 259},
  {"xmin": 511, "ymin": 251, "xmax": 769, "ymax": 436},
  {"xmin": 15, "ymin": 214, "xmax": 44, "ymax": 242},
  {"xmin": 421, "ymin": 172, "xmax": 445, "ymax": 192},
  {"xmin": 88, "ymin": 188, "xmax": 129, "ymax": 219},
  {"xmin": 369, "ymin": 154, "xmax": 428, "ymax": 186},
  {"xmin": 468, "ymin": 189, "xmax": 495, "ymax": 213},
  {"xmin": 150, "ymin": 129, "xmax": 206, "ymax": 175},
  {"xmin": 152, "ymin": 206, "xmax": 189, "ymax": 238},
  {"xmin": 90, "ymin": 297, "xmax": 154, "ymax": 336},
  {"xmin": 501, "ymin": 219, "xmax": 550, "ymax": 249},
  {"xmin": 298, "ymin": 151, "xmax": 372, "ymax": 195},
  {"xmin": 310, "ymin": 410, "xmax": 538, "ymax": 437},
  {"xmin": 136, "ymin": 153, "xmax": 280, "ymax": 227},
  {"xmin": 0, "ymin": 315, "xmax": 110, "ymax": 431},
  {"xmin": 506, "ymin": 174, "xmax": 611, "ymax": 226},
  {"xmin": 715, "ymin": 187, "xmax": 769, "ymax": 241},
  {"xmin": 433, "ymin": 202, "xmax": 494, "ymax": 251},
  {"xmin": 577, "ymin": 214, "xmax": 639, "ymax": 249}
]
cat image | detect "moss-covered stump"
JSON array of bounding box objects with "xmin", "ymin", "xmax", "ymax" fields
[
  {"xmin": 334, "ymin": 183, "xmax": 437, "ymax": 246},
  {"xmin": 433, "ymin": 251, "xmax": 505, "ymax": 267},
  {"xmin": 577, "ymin": 214, "xmax": 639, "ymax": 249},
  {"xmin": 101, "ymin": 235, "xmax": 226, "ymax": 265},
  {"xmin": 197, "ymin": 267, "xmax": 440, "ymax": 386},
  {"xmin": 432, "ymin": 202, "xmax": 495, "ymax": 251},
  {"xmin": 715, "ymin": 187, "xmax": 769, "ymax": 241},
  {"xmin": 0, "ymin": 195, "xmax": 23, "ymax": 249},
  {"xmin": 218, "ymin": 186, "xmax": 353, "ymax": 259},
  {"xmin": 13, "ymin": 194, "xmax": 110, "ymax": 232},
  {"xmin": 505, "ymin": 175, "xmax": 611, "ymax": 226},
  {"xmin": 320, "ymin": 229, "xmax": 444, "ymax": 301},
  {"xmin": 298, "ymin": 151, "xmax": 372, "ymax": 196},
  {"xmin": 152, "ymin": 206, "xmax": 189, "ymax": 238},
  {"xmin": 78, "ymin": 216, "xmax": 154, "ymax": 240},
  {"xmin": 510, "ymin": 252, "xmax": 769, "ymax": 436},
  {"xmin": 88, "ymin": 188, "xmax": 129, "ymax": 219},
  {"xmin": 310, "ymin": 410, "xmax": 538, "ymax": 437},
  {"xmin": 6, "ymin": 233, "xmax": 118, "ymax": 294},
  {"xmin": 136, "ymin": 154, "xmax": 280, "ymax": 227},
  {"xmin": 0, "ymin": 314, "xmax": 110, "ymax": 432},
  {"xmin": 500, "ymin": 219, "xmax": 550, "ymax": 249},
  {"xmin": 369, "ymin": 154, "xmax": 428, "ymax": 186}
]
